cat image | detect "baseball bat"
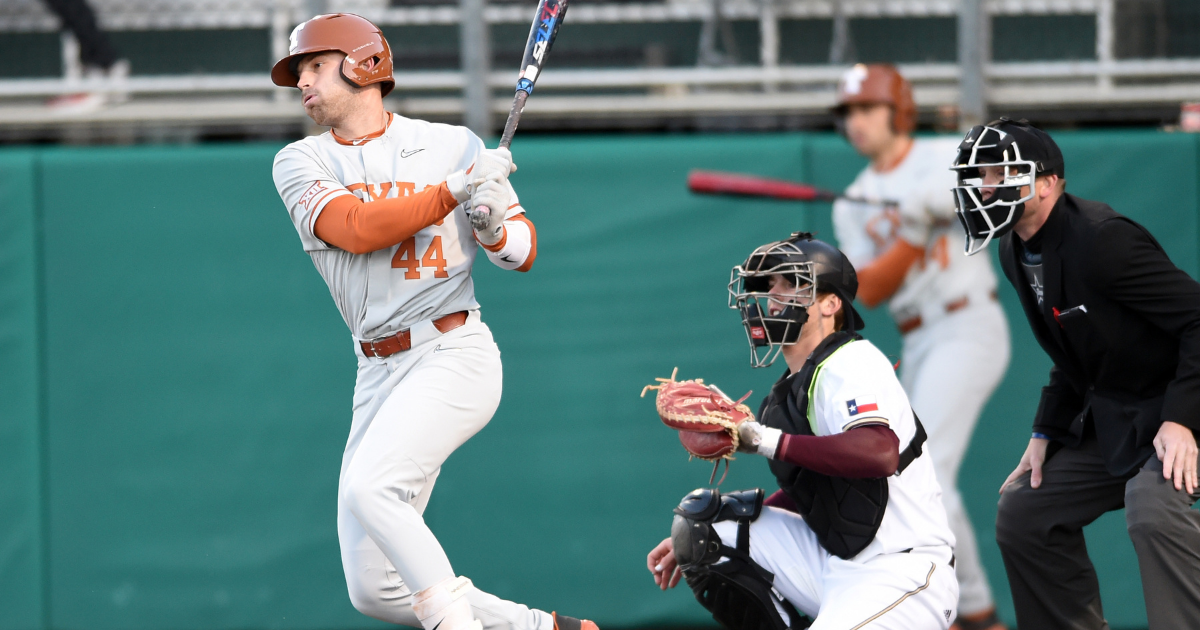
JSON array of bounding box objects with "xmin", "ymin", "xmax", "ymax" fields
[
  {"xmin": 501, "ymin": 0, "xmax": 568, "ymax": 148},
  {"xmin": 687, "ymin": 170, "xmax": 898, "ymax": 207},
  {"xmin": 471, "ymin": 0, "xmax": 568, "ymax": 229}
]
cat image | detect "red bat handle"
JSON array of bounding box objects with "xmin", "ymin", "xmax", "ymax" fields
[{"xmin": 687, "ymin": 170, "xmax": 839, "ymax": 202}]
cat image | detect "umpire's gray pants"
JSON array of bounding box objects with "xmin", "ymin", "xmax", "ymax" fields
[{"xmin": 995, "ymin": 434, "xmax": 1200, "ymax": 630}]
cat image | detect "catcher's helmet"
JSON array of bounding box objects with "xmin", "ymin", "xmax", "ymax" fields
[
  {"xmin": 834, "ymin": 64, "xmax": 916, "ymax": 135},
  {"xmin": 951, "ymin": 118, "xmax": 1064, "ymax": 255},
  {"xmin": 729, "ymin": 233, "xmax": 864, "ymax": 368},
  {"xmin": 271, "ymin": 13, "xmax": 395, "ymax": 97}
]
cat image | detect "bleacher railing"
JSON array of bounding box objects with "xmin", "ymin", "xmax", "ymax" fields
[{"xmin": 2, "ymin": 0, "xmax": 1198, "ymax": 133}]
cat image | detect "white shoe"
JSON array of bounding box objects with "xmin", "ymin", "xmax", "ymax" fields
[
  {"xmin": 46, "ymin": 91, "xmax": 107, "ymax": 113},
  {"xmin": 46, "ymin": 58, "xmax": 131, "ymax": 113}
]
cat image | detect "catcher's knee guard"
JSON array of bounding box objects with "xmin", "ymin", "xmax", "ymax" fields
[{"xmin": 671, "ymin": 488, "xmax": 811, "ymax": 630}]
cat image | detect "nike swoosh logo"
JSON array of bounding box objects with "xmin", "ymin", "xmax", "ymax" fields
[
  {"xmin": 500, "ymin": 255, "xmax": 516, "ymax": 263},
  {"xmin": 400, "ymin": 148, "xmax": 425, "ymax": 158},
  {"xmin": 432, "ymin": 344, "xmax": 460, "ymax": 353}
]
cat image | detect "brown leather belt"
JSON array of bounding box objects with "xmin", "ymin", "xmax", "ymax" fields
[
  {"xmin": 359, "ymin": 311, "xmax": 468, "ymax": 358},
  {"xmin": 897, "ymin": 291, "xmax": 997, "ymax": 335}
]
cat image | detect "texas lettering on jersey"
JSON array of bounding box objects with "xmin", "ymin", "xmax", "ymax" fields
[
  {"xmin": 273, "ymin": 115, "xmax": 529, "ymax": 339},
  {"xmin": 346, "ymin": 181, "xmax": 417, "ymax": 201}
]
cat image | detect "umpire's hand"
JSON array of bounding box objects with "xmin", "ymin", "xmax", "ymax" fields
[
  {"xmin": 1154, "ymin": 420, "xmax": 1199, "ymax": 494},
  {"xmin": 1000, "ymin": 437, "xmax": 1049, "ymax": 493}
]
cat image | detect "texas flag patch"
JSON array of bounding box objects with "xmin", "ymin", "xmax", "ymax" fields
[{"xmin": 846, "ymin": 396, "xmax": 879, "ymax": 416}]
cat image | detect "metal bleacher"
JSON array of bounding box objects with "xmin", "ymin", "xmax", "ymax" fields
[{"xmin": 2, "ymin": 0, "xmax": 1199, "ymax": 141}]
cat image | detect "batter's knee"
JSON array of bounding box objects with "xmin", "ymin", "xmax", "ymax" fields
[
  {"xmin": 342, "ymin": 457, "xmax": 425, "ymax": 520},
  {"xmin": 345, "ymin": 569, "xmax": 420, "ymax": 625},
  {"xmin": 346, "ymin": 578, "xmax": 388, "ymax": 620}
]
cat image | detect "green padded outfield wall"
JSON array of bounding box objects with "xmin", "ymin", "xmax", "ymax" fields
[
  {"xmin": 0, "ymin": 150, "xmax": 44, "ymax": 630},
  {"xmin": 2, "ymin": 130, "xmax": 1198, "ymax": 630}
]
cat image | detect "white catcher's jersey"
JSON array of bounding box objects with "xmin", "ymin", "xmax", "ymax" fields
[
  {"xmin": 833, "ymin": 137, "xmax": 997, "ymax": 323},
  {"xmin": 273, "ymin": 115, "xmax": 524, "ymax": 340},
  {"xmin": 809, "ymin": 339, "xmax": 955, "ymax": 560}
]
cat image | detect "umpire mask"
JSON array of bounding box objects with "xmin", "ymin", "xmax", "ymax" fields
[
  {"xmin": 951, "ymin": 118, "xmax": 1064, "ymax": 255},
  {"xmin": 728, "ymin": 239, "xmax": 818, "ymax": 368}
]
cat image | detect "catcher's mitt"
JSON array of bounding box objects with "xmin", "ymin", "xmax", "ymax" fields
[{"xmin": 641, "ymin": 368, "xmax": 754, "ymax": 462}]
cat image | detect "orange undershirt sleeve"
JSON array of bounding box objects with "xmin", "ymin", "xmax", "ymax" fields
[
  {"xmin": 512, "ymin": 213, "xmax": 538, "ymax": 272},
  {"xmin": 856, "ymin": 239, "xmax": 925, "ymax": 308},
  {"xmin": 313, "ymin": 183, "xmax": 460, "ymax": 254}
]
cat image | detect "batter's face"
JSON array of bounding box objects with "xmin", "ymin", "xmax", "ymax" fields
[
  {"xmin": 842, "ymin": 103, "xmax": 898, "ymax": 158},
  {"xmin": 295, "ymin": 52, "xmax": 359, "ymax": 127}
]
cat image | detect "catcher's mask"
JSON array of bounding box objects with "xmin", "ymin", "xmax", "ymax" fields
[
  {"xmin": 951, "ymin": 118, "xmax": 1064, "ymax": 255},
  {"xmin": 729, "ymin": 233, "xmax": 863, "ymax": 368}
]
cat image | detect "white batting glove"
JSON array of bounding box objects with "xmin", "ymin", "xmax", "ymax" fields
[
  {"xmin": 469, "ymin": 177, "xmax": 511, "ymax": 245},
  {"xmin": 474, "ymin": 147, "xmax": 518, "ymax": 181},
  {"xmin": 736, "ymin": 421, "xmax": 783, "ymax": 459}
]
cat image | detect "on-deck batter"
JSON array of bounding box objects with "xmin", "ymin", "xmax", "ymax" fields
[
  {"xmin": 270, "ymin": 13, "xmax": 596, "ymax": 630},
  {"xmin": 830, "ymin": 64, "xmax": 1011, "ymax": 630}
]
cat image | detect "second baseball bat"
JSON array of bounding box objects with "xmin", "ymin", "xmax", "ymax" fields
[{"xmin": 688, "ymin": 170, "xmax": 898, "ymax": 207}]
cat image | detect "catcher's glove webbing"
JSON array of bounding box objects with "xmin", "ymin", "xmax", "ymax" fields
[{"xmin": 642, "ymin": 368, "xmax": 753, "ymax": 483}]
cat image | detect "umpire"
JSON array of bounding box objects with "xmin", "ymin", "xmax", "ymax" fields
[{"xmin": 952, "ymin": 118, "xmax": 1200, "ymax": 629}]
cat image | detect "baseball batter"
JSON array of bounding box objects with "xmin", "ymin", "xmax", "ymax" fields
[
  {"xmin": 648, "ymin": 234, "xmax": 958, "ymax": 630},
  {"xmin": 269, "ymin": 14, "xmax": 595, "ymax": 630},
  {"xmin": 830, "ymin": 64, "xmax": 1011, "ymax": 630}
]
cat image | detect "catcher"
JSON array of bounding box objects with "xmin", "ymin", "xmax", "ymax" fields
[{"xmin": 645, "ymin": 233, "xmax": 959, "ymax": 630}]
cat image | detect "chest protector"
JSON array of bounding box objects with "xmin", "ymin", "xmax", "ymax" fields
[{"xmin": 759, "ymin": 331, "xmax": 927, "ymax": 559}]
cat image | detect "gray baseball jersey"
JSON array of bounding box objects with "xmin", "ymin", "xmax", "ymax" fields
[{"xmin": 273, "ymin": 115, "xmax": 526, "ymax": 340}]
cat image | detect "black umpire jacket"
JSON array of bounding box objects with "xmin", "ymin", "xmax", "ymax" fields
[{"xmin": 999, "ymin": 193, "xmax": 1200, "ymax": 476}]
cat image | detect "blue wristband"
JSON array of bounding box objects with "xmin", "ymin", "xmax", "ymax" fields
[{"xmin": 1032, "ymin": 432, "xmax": 1051, "ymax": 440}]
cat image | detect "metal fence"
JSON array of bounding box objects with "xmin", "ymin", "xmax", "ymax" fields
[{"xmin": 2, "ymin": 0, "xmax": 1199, "ymax": 139}]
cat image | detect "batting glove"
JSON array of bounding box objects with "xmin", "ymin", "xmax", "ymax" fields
[
  {"xmin": 474, "ymin": 147, "xmax": 518, "ymax": 182},
  {"xmin": 469, "ymin": 176, "xmax": 511, "ymax": 245}
]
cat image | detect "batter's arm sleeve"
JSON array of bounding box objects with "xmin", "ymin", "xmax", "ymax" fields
[
  {"xmin": 478, "ymin": 212, "xmax": 537, "ymax": 272},
  {"xmin": 854, "ymin": 239, "xmax": 925, "ymax": 308},
  {"xmin": 774, "ymin": 425, "xmax": 901, "ymax": 477},
  {"xmin": 273, "ymin": 146, "xmax": 355, "ymax": 251},
  {"xmin": 478, "ymin": 180, "xmax": 537, "ymax": 272},
  {"xmin": 1090, "ymin": 218, "xmax": 1200, "ymax": 431},
  {"xmin": 314, "ymin": 184, "xmax": 462, "ymax": 254}
]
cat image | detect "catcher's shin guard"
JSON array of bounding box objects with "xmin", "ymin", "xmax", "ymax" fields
[
  {"xmin": 671, "ymin": 489, "xmax": 811, "ymax": 630},
  {"xmin": 413, "ymin": 576, "xmax": 482, "ymax": 630}
]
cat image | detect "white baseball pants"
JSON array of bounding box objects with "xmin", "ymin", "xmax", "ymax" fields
[
  {"xmin": 713, "ymin": 508, "xmax": 959, "ymax": 630},
  {"xmin": 337, "ymin": 311, "xmax": 553, "ymax": 630},
  {"xmin": 899, "ymin": 300, "xmax": 1010, "ymax": 617}
]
